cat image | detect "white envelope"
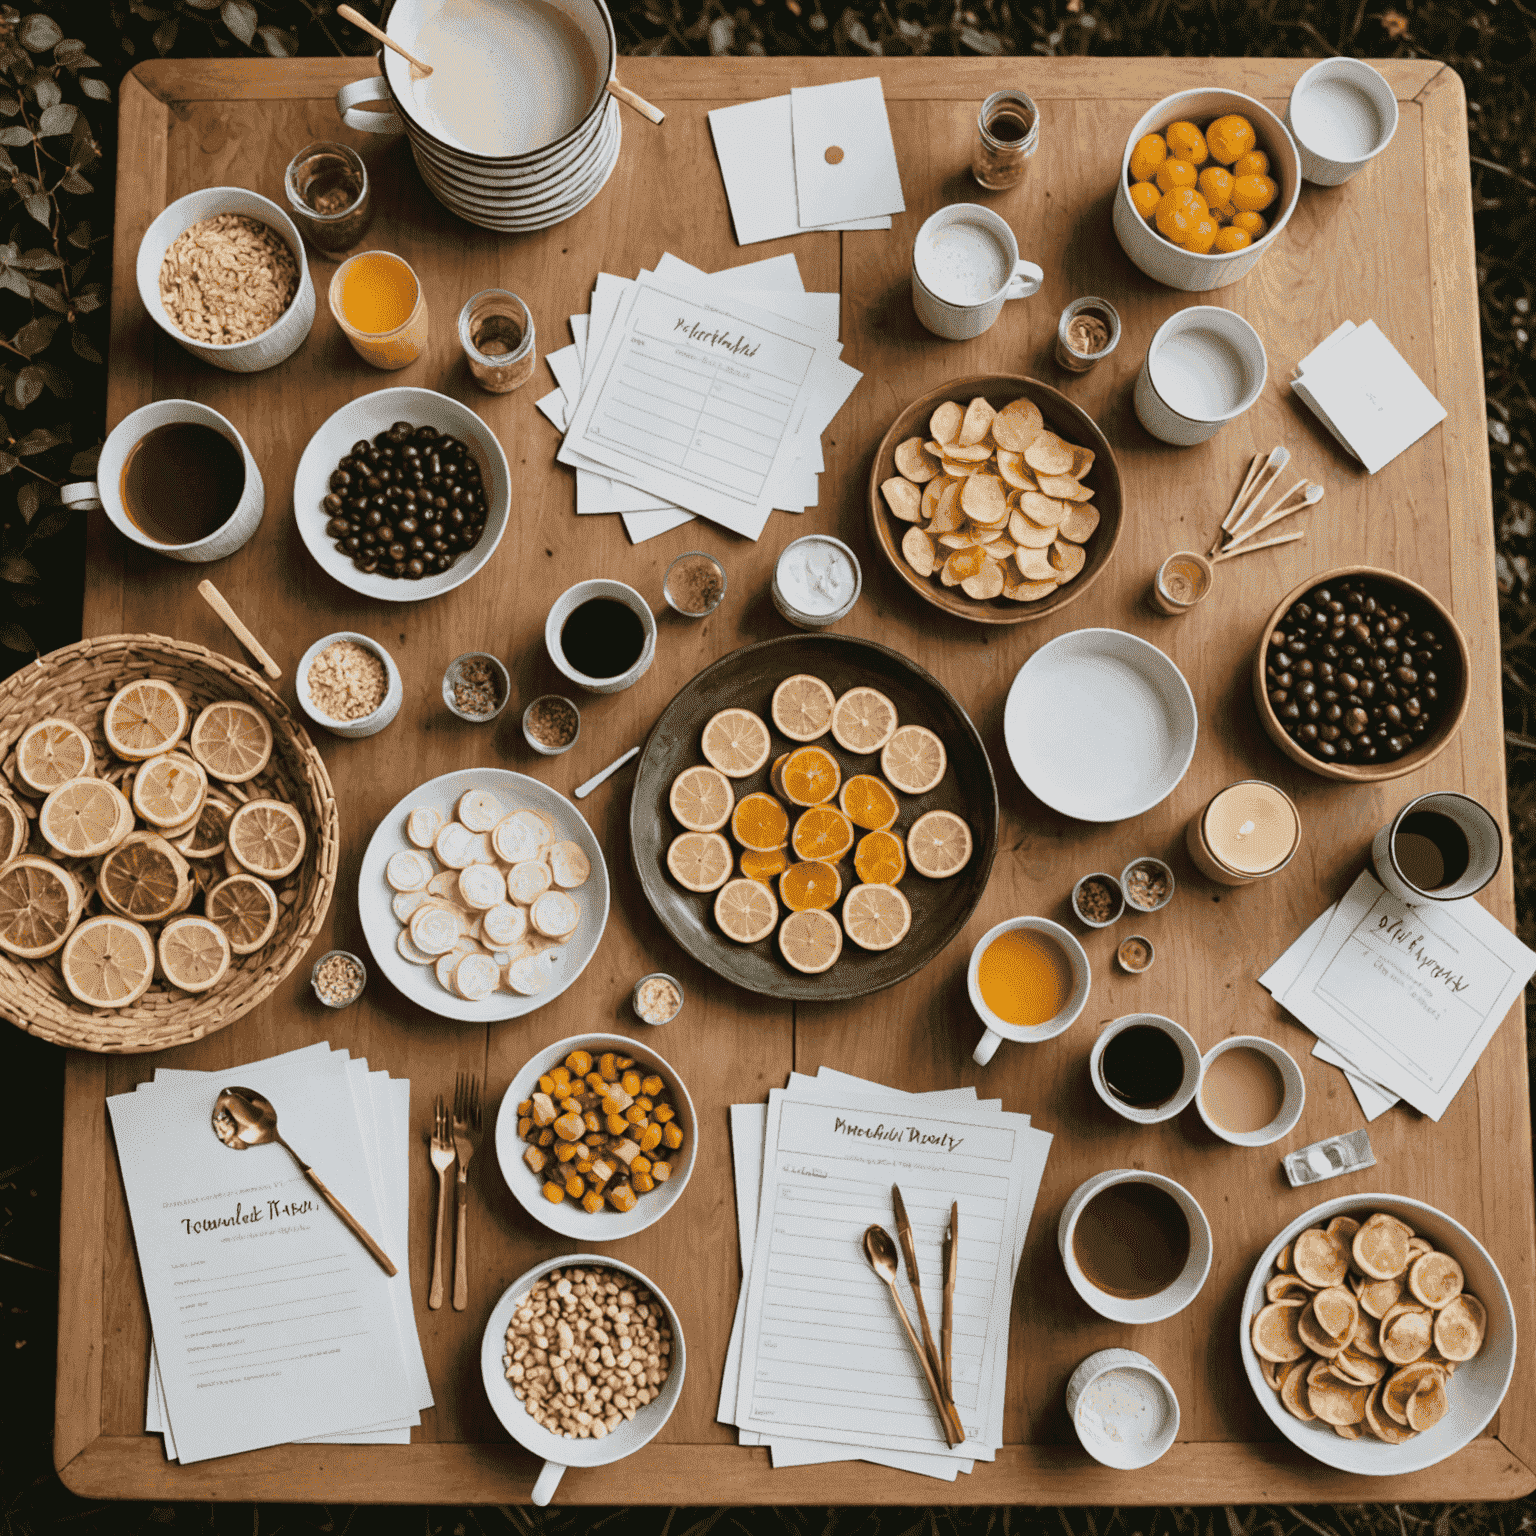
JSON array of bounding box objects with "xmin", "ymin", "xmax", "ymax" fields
[{"xmin": 791, "ymin": 77, "xmax": 905, "ymax": 227}]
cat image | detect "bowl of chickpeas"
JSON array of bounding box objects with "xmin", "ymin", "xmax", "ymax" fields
[
  {"xmin": 1113, "ymin": 87, "xmax": 1302, "ymax": 291},
  {"xmin": 495, "ymin": 1033, "xmax": 697, "ymax": 1239}
]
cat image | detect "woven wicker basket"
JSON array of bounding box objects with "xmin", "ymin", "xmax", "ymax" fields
[{"xmin": 0, "ymin": 634, "xmax": 339, "ymax": 1053}]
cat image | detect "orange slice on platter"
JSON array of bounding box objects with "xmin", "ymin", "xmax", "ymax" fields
[
  {"xmin": 189, "ymin": 701, "xmax": 273, "ymax": 783},
  {"xmin": 98, "ymin": 831, "xmax": 190, "ymax": 922},
  {"xmin": 838, "ymin": 775, "xmax": 898, "ymax": 832},
  {"xmin": 841, "ymin": 882, "xmax": 912, "ymax": 951},
  {"xmin": 776, "ymin": 745, "xmax": 841, "ymax": 808},
  {"xmin": 15, "ymin": 717, "xmax": 93, "ymax": 793},
  {"xmin": 778, "ymin": 859, "xmax": 842, "ymax": 912},
  {"xmin": 157, "ymin": 914, "xmax": 231, "ymax": 993},
  {"xmin": 777, "ymin": 908, "xmax": 843, "ymax": 974},
  {"xmin": 906, "ymin": 809, "xmax": 972, "ymax": 879},
  {"xmin": 666, "ymin": 831, "xmax": 733, "ymax": 893},
  {"xmin": 831, "ymin": 687, "xmax": 898, "ymax": 754},
  {"xmin": 713, "ymin": 877, "xmax": 778, "ymax": 944},
  {"xmin": 227, "ymin": 798, "xmax": 307, "ymax": 879},
  {"xmin": 103, "ymin": 678, "xmax": 188, "ymax": 761},
  {"xmin": 206, "ymin": 872, "xmax": 280, "ymax": 955},
  {"xmin": 730, "ymin": 792, "xmax": 790, "ymax": 852},
  {"xmin": 881, "ymin": 724, "xmax": 947, "ymax": 795},
  {"xmin": 0, "ymin": 854, "xmax": 79, "ymax": 958},
  {"xmin": 668, "ymin": 765, "xmax": 734, "ymax": 833},
  {"xmin": 770, "ymin": 674, "xmax": 835, "ymax": 743},
  {"xmin": 854, "ymin": 829, "xmax": 907, "ymax": 886},
  {"xmin": 739, "ymin": 846, "xmax": 789, "ymax": 884},
  {"xmin": 791, "ymin": 805, "xmax": 855, "ymax": 864},
  {"xmin": 131, "ymin": 752, "xmax": 208, "ymax": 830},
  {"xmin": 700, "ymin": 708, "xmax": 771, "ymax": 778},
  {"xmin": 38, "ymin": 776, "xmax": 131, "ymax": 858},
  {"xmin": 60, "ymin": 915, "xmax": 156, "ymax": 1009}
]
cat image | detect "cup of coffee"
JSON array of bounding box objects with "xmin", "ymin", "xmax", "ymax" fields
[
  {"xmin": 1196, "ymin": 1035, "xmax": 1305, "ymax": 1148},
  {"xmin": 966, "ymin": 916, "xmax": 1090, "ymax": 1066},
  {"xmin": 911, "ymin": 205, "xmax": 1043, "ymax": 342},
  {"xmin": 1371, "ymin": 789, "xmax": 1502, "ymax": 904},
  {"xmin": 1133, "ymin": 306, "xmax": 1268, "ymax": 446},
  {"xmin": 545, "ymin": 579, "xmax": 657, "ymax": 695},
  {"xmin": 61, "ymin": 400, "xmax": 263, "ymax": 563},
  {"xmin": 1058, "ymin": 1169, "xmax": 1212, "ymax": 1324},
  {"xmin": 1089, "ymin": 1014, "xmax": 1202, "ymax": 1125}
]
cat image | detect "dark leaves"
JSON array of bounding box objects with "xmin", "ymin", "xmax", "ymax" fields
[
  {"xmin": 65, "ymin": 219, "xmax": 89, "ymax": 249},
  {"xmin": 152, "ymin": 15, "xmax": 179, "ymax": 53},
  {"xmin": 68, "ymin": 446, "xmax": 99, "ymax": 477},
  {"xmin": 79, "ymin": 76, "xmax": 110, "ymax": 101},
  {"xmin": 30, "ymin": 507, "xmax": 70, "ymax": 540},
  {"xmin": 26, "ymin": 277, "xmax": 65, "ymax": 311},
  {"xmin": 0, "ymin": 622, "xmax": 36, "ymax": 654},
  {"xmin": 69, "ymin": 328, "xmax": 100, "ymax": 364},
  {"xmin": 221, "ymin": 0, "xmax": 257, "ymax": 44},
  {"xmin": 59, "ymin": 168, "xmax": 92, "ymax": 194},
  {"xmin": 12, "ymin": 316, "xmax": 58, "ymax": 355},
  {"xmin": 22, "ymin": 192, "xmax": 49, "ymax": 227},
  {"xmin": 0, "ymin": 554, "xmax": 39, "ymax": 585},
  {"xmin": 17, "ymin": 14, "xmax": 62, "ymax": 51},
  {"xmin": 0, "ymin": 125, "xmax": 33, "ymax": 146},
  {"xmin": 9, "ymin": 248, "xmax": 60, "ymax": 269},
  {"xmin": 257, "ymin": 25, "xmax": 297, "ymax": 56},
  {"xmin": 37, "ymin": 102, "xmax": 77, "ymax": 135},
  {"xmin": 32, "ymin": 76, "xmax": 58, "ymax": 110},
  {"xmin": 14, "ymin": 481, "xmax": 40, "ymax": 522},
  {"xmin": 15, "ymin": 424, "xmax": 67, "ymax": 454},
  {"xmin": 9, "ymin": 366, "xmax": 41, "ymax": 409}
]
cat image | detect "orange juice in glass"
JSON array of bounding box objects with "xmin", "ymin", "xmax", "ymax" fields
[{"xmin": 329, "ymin": 250, "xmax": 427, "ymax": 369}]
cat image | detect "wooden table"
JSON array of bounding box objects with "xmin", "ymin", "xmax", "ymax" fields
[{"xmin": 55, "ymin": 55, "xmax": 1533, "ymax": 1505}]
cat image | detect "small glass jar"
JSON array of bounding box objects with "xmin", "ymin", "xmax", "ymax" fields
[
  {"xmin": 1056, "ymin": 297, "xmax": 1122, "ymax": 373},
  {"xmin": 664, "ymin": 551, "xmax": 727, "ymax": 618},
  {"xmin": 633, "ymin": 972, "xmax": 684, "ymax": 1026},
  {"xmin": 522, "ymin": 694, "xmax": 581, "ymax": 756},
  {"xmin": 1151, "ymin": 551, "xmax": 1214, "ymax": 616},
  {"xmin": 442, "ymin": 651, "xmax": 510, "ymax": 723},
  {"xmin": 459, "ymin": 289, "xmax": 536, "ymax": 394},
  {"xmin": 329, "ymin": 250, "xmax": 428, "ymax": 370},
  {"xmin": 971, "ymin": 89, "xmax": 1040, "ymax": 191},
  {"xmin": 311, "ymin": 949, "xmax": 366, "ymax": 1009},
  {"xmin": 284, "ymin": 140, "xmax": 373, "ymax": 255}
]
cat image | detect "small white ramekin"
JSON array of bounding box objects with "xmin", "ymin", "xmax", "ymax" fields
[
  {"xmin": 1196, "ymin": 1034, "xmax": 1306, "ymax": 1147},
  {"xmin": 296, "ymin": 631, "xmax": 402, "ymax": 739},
  {"xmin": 1066, "ymin": 1348, "xmax": 1180, "ymax": 1469}
]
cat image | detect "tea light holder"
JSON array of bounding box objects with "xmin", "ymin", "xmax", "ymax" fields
[
  {"xmin": 663, "ymin": 551, "xmax": 727, "ymax": 619},
  {"xmin": 1151, "ymin": 551, "xmax": 1214, "ymax": 615},
  {"xmin": 459, "ymin": 289, "xmax": 536, "ymax": 394},
  {"xmin": 296, "ymin": 630, "xmax": 402, "ymax": 739},
  {"xmin": 1055, "ymin": 297, "xmax": 1121, "ymax": 374}
]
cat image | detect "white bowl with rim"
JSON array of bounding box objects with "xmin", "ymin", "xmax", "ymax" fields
[
  {"xmin": 1134, "ymin": 306, "xmax": 1268, "ymax": 446},
  {"xmin": 1196, "ymin": 1034, "xmax": 1305, "ymax": 1147},
  {"xmin": 965, "ymin": 916, "xmax": 1089, "ymax": 1066},
  {"xmin": 137, "ymin": 187, "xmax": 316, "ymax": 372},
  {"xmin": 1089, "ymin": 1013, "xmax": 1203, "ymax": 1125},
  {"xmin": 1287, "ymin": 57, "xmax": 1399, "ymax": 186},
  {"xmin": 1066, "ymin": 1347, "xmax": 1180, "ymax": 1469},
  {"xmin": 295, "ymin": 631, "xmax": 401, "ymax": 739},
  {"xmin": 545, "ymin": 579, "xmax": 657, "ymax": 694}
]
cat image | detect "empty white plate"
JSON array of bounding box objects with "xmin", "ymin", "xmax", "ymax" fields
[{"xmin": 1003, "ymin": 629, "xmax": 1198, "ymax": 821}]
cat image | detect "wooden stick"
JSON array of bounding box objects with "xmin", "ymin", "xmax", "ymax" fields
[
  {"xmin": 338, "ymin": 5, "xmax": 432, "ymax": 75},
  {"xmin": 1217, "ymin": 452, "xmax": 1263, "ymax": 538},
  {"xmin": 1225, "ymin": 495, "xmax": 1317, "ymax": 552},
  {"xmin": 1221, "ymin": 481, "xmax": 1310, "ymax": 552},
  {"xmin": 197, "ymin": 579, "xmax": 281, "ymax": 680},
  {"xmin": 1245, "ymin": 475, "xmax": 1307, "ymax": 528},
  {"xmin": 1228, "ymin": 457, "xmax": 1287, "ymax": 538},
  {"xmin": 1212, "ymin": 529, "xmax": 1306, "ymax": 563},
  {"xmin": 607, "ymin": 79, "xmax": 665, "ymax": 125}
]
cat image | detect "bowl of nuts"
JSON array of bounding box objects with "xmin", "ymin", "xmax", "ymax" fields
[
  {"xmin": 1254, "ymin": 567, "xmax": 1470, "ymax": 783},
  {"xmin": 494, "ymin": 1033, "xmax": 696, "ymax": 1240},
  {"xmin": 480, "ymin": 1255, "xmax": 686, "ymax": 1505}
]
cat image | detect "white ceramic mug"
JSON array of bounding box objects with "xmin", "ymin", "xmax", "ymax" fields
[
  {"xmin": 911, "ymin": 204, "xmax": 1043, "ymax": 341},
  {"xmin": 1370, "ymin": 789, "xmax": 1502, "ymax": 904},
  {"xmin": 967, "ymin": 916, "xmax": 1089, "ymax": 1066},
  {"xmin": 1287, "ymin": 57, "xmax": 1399, "ymax": 186},
  {"xmin": 545, "ymin": 578, "xmax": 657, "ymax": 695},
  {"xmin": 1195, "ymin": 1034, "xmax": 1306, "ymax": 1148},
  {"xmin": 1134, "ymin": 306, "xmax": 1268, "ymax": 446},
  {"xmin": 1088, "ymin": 1013, "xmax": 1202, "ymax": 1125},
  {"xmin": 61, "ymin": 400, "xmax": 264, "ymax": 563}
]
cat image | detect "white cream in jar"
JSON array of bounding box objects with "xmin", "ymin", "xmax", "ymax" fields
[{"xmin": 772, "ymin": 536, "xmax": 860, "ymax": 627}]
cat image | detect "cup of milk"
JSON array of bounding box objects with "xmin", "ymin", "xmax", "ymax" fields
[
  {"xmin": 1287, "ymin": 57, "xmax": 1398, "ymax": 187},
  {"xmin": 911, "ymin": 204, "xmax": 1043, "ymax": 341},
  {"xmin": 1133, "ymin": 305, "xmax": 1267, "ymax": 446}
]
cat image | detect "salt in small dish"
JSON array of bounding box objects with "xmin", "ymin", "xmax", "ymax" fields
[{"xmin": 633, "ymin": 972, "xmax": 684, "ymax": 1026}]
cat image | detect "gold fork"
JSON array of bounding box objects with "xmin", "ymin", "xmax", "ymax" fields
[
  {"xmin": 428, "ymin": 1096, "xmax": 456, "ymax": 1310},
  {"xmin": 451, "ymin": 1072, "xmax": 482, "ymax": 1312}
]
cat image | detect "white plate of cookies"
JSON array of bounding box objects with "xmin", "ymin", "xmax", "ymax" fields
[{"xmin": 358, "ymin": 768, "xmax": 608, "ymax": 1020}]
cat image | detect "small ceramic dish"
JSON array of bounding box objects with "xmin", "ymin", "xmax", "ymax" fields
[
  {"xmin": 632, "ymin": 972, "xmax": 684, "ymax": 1026},
  {"xmin": 442, "ymin": 651, "xmax": 510, "ymax": 723},
  {"xmin": 1116, "ymin": 935, "xmax": 1155, "ymax": 974},
  {"xmin": 1121, "ymin": 856, "xmax": 1175, "ymax": 914},
  {"xmin": 310, "ymin": 949, "xmax": 367, "ymax": 1009},
  {"xmin": 295, "ymin": 631, "xmax": 402, "ymax": 739},
  {"xmin": 1072, "ymin": 872, "xmax": 1125, "ymax": 929},
  {"xmin": 522, "ymin": 694, "xmax": 581, "ymax": 757},
  {"xmin": 1066, "ymin": 1347, "xmax": 1180, "ymax": 1470}
]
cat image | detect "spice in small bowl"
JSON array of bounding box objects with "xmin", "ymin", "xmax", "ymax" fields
[
  {"xmin": 523, "ymin": 694, "xmax": 581, "ymax": 756},
  {"xmin": 1117, "ymin": 935, "xmax": 1155, "ymax": 975},
  {"xmin": 633, "ymin": 972, "xmax": 684, "ymax": 1026},
  {"xmin": 664, "ymin": 551, "xmax": 726, "ymax": 618},
  {"xmin": 297, "ymin": 631, "xmax": 402, "ymax": 739},
  {"xmin": 443, "ymin": 651, "xmax": 510, "ymax": 723},
  {"xmin": 1121, "ymin": 857, "xmax": 1175, "ymax": 913},
  {"xmin": 1072, "ymin": 872, "xmax": 1125, "ymax": 929},
  {"xmin": 312, "ymin": 949, "xmax": 366, "ymax": 1008}
]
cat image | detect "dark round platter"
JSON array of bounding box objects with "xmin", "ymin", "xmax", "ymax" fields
[{"xmin": 629, "ymin": 633, "xmax": 999, "ymax": 1003}]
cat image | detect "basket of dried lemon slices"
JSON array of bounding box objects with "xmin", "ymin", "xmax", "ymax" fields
[{"xmin": 0, "ymin": 634, "xmax": 337, "ymax": 1052}]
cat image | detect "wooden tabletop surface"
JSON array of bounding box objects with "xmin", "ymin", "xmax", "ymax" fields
[{"xmin": 55, "ymin": 55, "xmax": 1534, "ymax": 1505}]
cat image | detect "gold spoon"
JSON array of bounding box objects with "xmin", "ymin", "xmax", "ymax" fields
[
  {"xmin": 338, "ymin": 5, "xmax": 432, "ymax": 79},
  {"xmin": 213, "ymin": 1086, "xmax": 398, "ymax": 1276},
  {"xmin": 861, "ymin": 1225, "xmax": 965, "ymax": 1447}
]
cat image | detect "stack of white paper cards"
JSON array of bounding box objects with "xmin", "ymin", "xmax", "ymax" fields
[
  {"xmin": 709, "ymin": 77, "xmax": 906, "ymax": 246},
  {"xmin": 1291, "ymin": 320, "xmax": 1446, "ymax": 474},
  {"xmin": 718, "ymin": 1067, "xmax": 1052, "ymax": 1481},
  {"xmin": 1260, "ymin": 869, "xmax": 1536, "ymax": 1123},
  {"xmin": 109, "ymin": 1042, "xmax": 431, "ymax": 1464},
  {"xmin": 535, "ymin": 252, "xmax": 861, "ymax": 543}
]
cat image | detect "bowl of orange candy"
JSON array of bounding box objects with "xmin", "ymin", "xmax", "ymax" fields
[{"xmin": 1113, "ymin": 87, "xmax": 1301, "ymax": 292}]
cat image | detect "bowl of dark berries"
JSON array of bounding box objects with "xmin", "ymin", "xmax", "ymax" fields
[
  {"xmin": 1253, "ymin": 567, "xmax": 1469, "ymax": 783},
  {"xmin": 292, "ymin": 385, "xmax": 511, "ymax": 603}
]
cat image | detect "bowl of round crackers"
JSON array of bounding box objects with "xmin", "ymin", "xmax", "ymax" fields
[
  {"xmin": 867, "ymin": 376, "xmax": 1124, "ymax": 625},
  {"xmin": 1240, "ymin": 1194, "xmax": 1515, "ymax": 1475}
]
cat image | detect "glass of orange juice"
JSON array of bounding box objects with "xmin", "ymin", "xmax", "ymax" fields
[
  {"xmin": 966, "ymin": 916, "xmax": 1089, "ymax": 1066},
  {"xmin": 328, "ymin": 249, "xmax": 428, "ymax": 370}
]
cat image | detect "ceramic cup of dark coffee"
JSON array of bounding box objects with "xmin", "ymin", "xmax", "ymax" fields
[
  {"xmin": 1370, "ymin": 789, "xmax": 1502, "ymax": 905},
  {"xmin": 1088, "ymin": 1014, "xmax": 1202, "ymax": 1125},
  {"xmin": 61, "ymin": 399, "xmax": 264, "ymax": 563},
  {"xmin": 545, "ymin": 579, "xmax": 657, "ymax": 695},
  {"xmin": 1058, "ymin": 1169, "xmax": 1212, "ymax": 1324}
]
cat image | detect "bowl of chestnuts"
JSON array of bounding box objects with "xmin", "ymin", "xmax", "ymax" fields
[
  {"xmin": 291, "ymin": 385, "xmax": 511, "ymax": 603},
  {"xmin": 1253, "ymin": 566, "xmax": 1470, "ymax": 783}
]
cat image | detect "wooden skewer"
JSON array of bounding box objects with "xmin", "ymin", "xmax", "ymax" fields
[
  {"xmin": 1217, "ymin": 452, "xmax": 1263, "ymax": 539},
  {"xmin": 1212, "ymin": 529, "xmax": 1306, "ymax": 563},
  {"xmin": 197, "ymin": 579, "xmax": 281, "ymax": 680},
  {"xmin": 1222, "ymin": 479, "xmax": 1308, "ymax": 550},
  {"xmin": 607, "ymin": 79, "xmax": 665, "ymax": 125},
  {"xmin": 1229, "ymin": 461, "xmax": 1286, "ymax": 538},
  {"xmin": 338, "ymin": 5, "xmax": 433, "ymax": 76}
]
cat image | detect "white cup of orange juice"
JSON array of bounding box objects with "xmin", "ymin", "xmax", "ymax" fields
[{"xmin": 967, "ymin": 916, "xmax": 1090, "ymax": 1066}]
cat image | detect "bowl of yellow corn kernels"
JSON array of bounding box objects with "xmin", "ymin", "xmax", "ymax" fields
[
  {"xmin": 1112, "ymin": 86, "xmax": 1301, "ymax": 292},
  {"xmin": 495, "ymin": 1033, "xmax": 697, "ymax": 1240}
]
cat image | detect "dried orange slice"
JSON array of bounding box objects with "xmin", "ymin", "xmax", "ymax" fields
[
  {"xmin": 15, "ymin": 717, "xmax": 93, "ymax": 793},
  {"xmin": 839, "ymin": 775, "xmax": 898, "ymax": 832},
  {"xmin": 227, "ymin": 798, "xmax": 307, "ymax": 879},
  {"xmin": 666, "ymin": 831, "xmax": 733, "ymax": 893},
  {"xmin": 61, "ymin": 915, "xmax": 156, "ymax": 1008},
  {"xmin": 104, "ymin": 678, "xmax": 188, "ymax": 761},
  {"xmin": 1408, "ymin": 1251, "xmax": 1464, "ymax": 1310},
  {"xmin": 0, "ymin": 854, "xmax": 79, "ymax": 958},
  {"xmin": 701, "ymin": 708, "xmax": 771, "ymax": 778},
  {"xmin": 98, "ymin": 832, "xmax": 190, "ymax": 922},
  {"xmin": 132, "ymin": 752, "xmax": 208, "ymax": 830},
  {"xmin": 778, "ymin": 908, "xmax": 843, "ymax": 974},
  {"xmin": 881, "ymin": 725, "xmax": 947, "ymax": 795},
  {"xmin": 713, "ymin": 876, "xmax": 778, "ymax": 943},
  {"xmin": 778, "ymin": 745, "xmax": 841, "ymax": 808},
  {"xmin": 906, "ymin": 809, "xmax": 972, "ymax": 879},
  {"xmin": 206, "ymin": 872, "xmax": 280, "ymax": 954},
  {"xmin": 778, "ymin": 859, "xmax": 842, "ymax": 912},
  {"xmin": 791, "ymin": 806, "xmax": 855, "ymax": 864},
  {"xmin": 0, "ymin": 791, "xmax": 24, "ymax": 863},
  {"xmin": 831, "ymin": 687, "xmax": 898, "ymax": 754},
  {"xmin": 841, "ymin": 883, "xmax": 911, "ymax": 951},
  {"xmin": 854, "ymin": 829, "xmax": 907, "ymax": 886},
  {"xmin": 771, "ymin": 674, "xmax": 835, "ymax": 742},
  {"xmin": 189, "ymin": 701, "xmax": 273, "ymax": 783},
  {"xmin": 739, "ymin": 846, "xmax": 789, "ymax": 884},
  {"xmin": 176, "ymin": 792, "xmax": 234, "ymax": 861},
  {"xmin": 157, "ymin": 914, "xmax": 231, "ymax": 992},
  {"xmin": 39, "ymin": 776, "xmax": 130, "ymax": 858},
  {"xmin": 669, "ymin": 765, "xmax": 734, "ymax": 833},
  {"xmin": 731, "ymin": 792, "xmax": 789, "ymax": 852}
]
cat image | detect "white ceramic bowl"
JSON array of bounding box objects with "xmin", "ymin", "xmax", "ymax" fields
[
  {"xmin": 1134, "ymin": 307, "xmax": 1268, "ymax": 446},
  {"xmin": 966, "ymin": 916, "xmax": 1090, "ymax": 1066},
  {"xmin": 1112, "ymin": 88, "xmax": 1302, "ymax": 291},
  {"xmin": 494, "ymin": 1033, "xmax": 696, "ymax": 1239},
  {"xmin": 545, "ymin": 579, "xmax": 657, "ymax": 694},
  {"xmin": 1089, "ymin": 1014, "xmax": 1203, "ymax": 1125},
  {"xmin": 137, "ymin": 187, "xmax": 316, "ymax": 372},
  {"xmin": 1239, "ymin": 1193, "xmax": 1517, "ymax": 1474},
  {"xmin": 1003, "ymin": 629, "xmax": 1198, "ymax": 822},
  {"xmin": 1287, "ymin": 57, "xmax": 1399, "ymax": 186},
  {"xmin": 292, "ymin": 387, "xmax": 511, "ymax": 603},
  {"xmin": 1196, "ymin": 1034, "xmax": 1305, "ymax": 1147},
  {"xmin": 1066, "ymin": 1347, "xmax": 1180, "ymax": 1470},
  {"xmin": 294, "ymin": 631, "xmax": 402, "ymax": 739},
  {"xmin": 481, "ymin": 1253, "xmax": 686, "ymax": 1506}
]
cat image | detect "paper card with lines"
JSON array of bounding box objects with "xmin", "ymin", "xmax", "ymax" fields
[{"xmin": 733, "ymin": 1086, "xmax": 1051, "ymax": 1458}]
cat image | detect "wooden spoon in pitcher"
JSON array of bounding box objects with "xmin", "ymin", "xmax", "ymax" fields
[{"xmin": 338, "ymin": 4, "xmax": 432, "ymax": 78}]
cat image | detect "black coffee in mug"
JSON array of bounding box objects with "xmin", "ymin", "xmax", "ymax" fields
[
  {"xmin": 560, "ymin": 597, "xmax": 644, "ymax": 679},
  {"xmin": 1393, "ymin": 810, "xmax": 1471, "ymax": 892},
  {"xmin": 120, "ymin": 421, "xmax": 245, "ymax": 546}
]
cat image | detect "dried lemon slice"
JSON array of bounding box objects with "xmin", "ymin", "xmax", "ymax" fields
[
  {"xmin": 39, "ymin": 777, "xmax": 131, "ymax": 858},
  {"xmin": 701, "ymin": 708, "xmax": 771, "ymax": 778},
  {"xmin": 1278, "ymin": 1359, "xmax": 1315, "ymax": 1422},
  {"xmin": 1408, "ymin": 1251, "xmax": 1464, "ymax": 1310},
  {"xmin": 1404, "ymin": 1374, "xmax": 1450, "ymax": 1432},
  {"xmin": 98, "ymin": 832, "xmax": 190, "ymax": 922},
  {"xmin": 1358, "ymin": 1276, "xmax": 1403, "ymax": 1319},
  {"xmin": 906, "ymin": 809, "xmax": 972, "ymax": 879},
  {"xmin": 854, "ymin": 829, "xmax": 906, "ymax": 886},
  {"xmin": 157, "ymin": 914, "xmax": 231, "ymax": 992},
  {"xmin": 411, "ymin": 904, "xmax": 464, "ymax": 956},
  {"xmin": 771, "ymin": 674, "xmax": 835, "ymax": 743},
  {"xmin": 206, "ymin": 872, "xmax": 279, "ymax": 954},
  {"xmin": 831, "ymin": 687, "xmax": 898, "ymax": 754},
  {"xmin": 508, "ymin": 859, "xmax": 553, "ymax": 905},
  {"xmin": 15, "ymin": 717, "xmax": 93, "ymax": 793},
  {"xmin": 435, "ymin": 820, "xmax": 477, "ymax": 869},
  {"xmin": 397, "ymin": 927, "xmax": 435, "ymax": 966},
  {"xmin": 1382, "ymin": 1361, "xmax": 1443, "ymax": 1423},
  {"xmin": 0, "ymin": 855, "xmax": 79, "ymax": 958},
  {"xmin": 731, "ymin": 792, "xmax": 790, "ymax": 853},
  {"xmin": 61, "ymin": 915, "xmax": 156, "ymax": 1008},
  {"xmin": 1379, "ymin": 1304, "xmax": 1433, "ymax": 1365},
  {"xmin": 104, "ymin": 678, "xmax": 188, "ymax": 761},
  {"xmin": 228, "ymin": 798, "xmax": 307, "ymax": 879},
  {"xmin": 407, "ymin": 805, "xmax": 442, "ymax": 848},
  {"xmin": 0, "ymin": 791, "xmax": 24, "ymax": 864},
  {"xmin": 778, "ymin": 860, "xmax": 842, "ymax": 913},
  {"xmin": 530, "ymin": 890, "xmax": 579, "ymax": 939},
  {"xmin": 1297, "ymin": 1301, "xmax": 1347, "ymax": 1359},
  {"xmin": 667, "ymin": 832, "xmax": 733, "ymax": 893},
  {"xmin": 188, "ymin": 701, "xmax": 272, "ymax": 783},
  {"xmin": 714, "ymin": 876, "xmax": 778, "ymax": 943},
  {"xmin": 839, "ymin": 775, "xmax": 898, "ymax": 832},
  {"xmin": 548, "ymin": 841, "xmax": 590, "ymax": 889},
  {"xmin": 777, "ymin": 745, "xmax": 841, "ymax": 808},
  {"xmin": 458, "ymin": 790, "xmax": 504, "ymax": 833},
  {"xmin": 386, "ymin": 850, "xmax": 434, "ymax": 892},
  {"xmin": 176, "ymin": 792, "xmax": 234, "ymax": 861},
  {"xmin": 669, "ymin": 766, "xmax": 734, "ymax": 833},
  {"xmin": 778, "ymin": 908, "xmax": 843, "ymax": 974},
  {"xmin": 881, "ymin": 725, "xmax": 947, "ymax": 795},
  {"xmin": 791, "ymin": 806, "xmax": 854, "ymax": 864},
  {"xmin": 842, "ymin": 882, "xmax": 911, "ymax": 951},
  {"xmin": 132, "ymin": 752, "xmax": 208, "ymax": 829},
  {"xmin": 1312, "ymin": 1286, "xmax": 1359, "ymax": 1342}
]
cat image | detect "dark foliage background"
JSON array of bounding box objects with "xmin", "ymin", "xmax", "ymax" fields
[{"xmin": 1, "ymin": 1, "xmax": 1533, "ymax": 1533}]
